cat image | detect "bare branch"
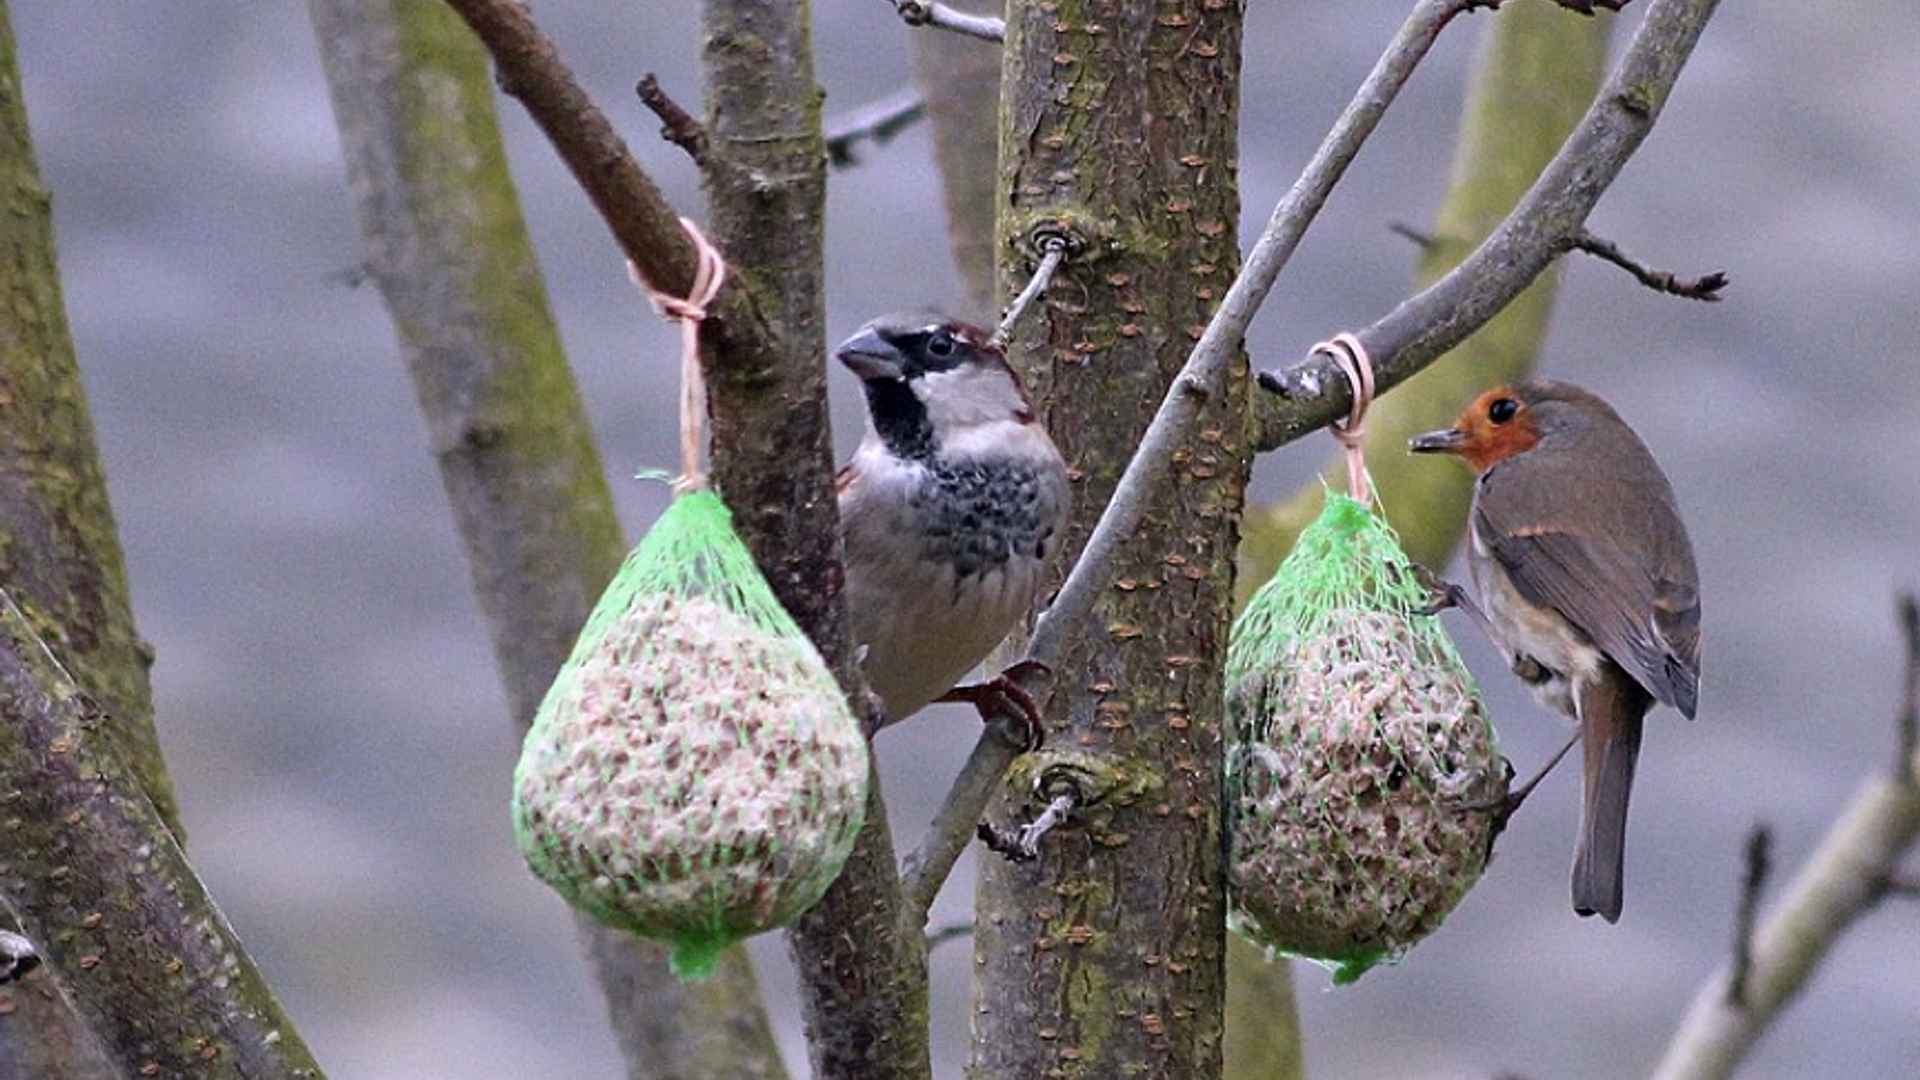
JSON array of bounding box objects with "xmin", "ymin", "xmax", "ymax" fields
[
  {"xmin": 1726, "ymin": 824, "xmax": 1772, "ymax": 1009},
  {"xmin": 438, "ymin": 0, "xmax": 776, "ymax": 364},
  {"xmin": 1389, "ymin": 220, "xmax": 1438, "ymax": 250},
  {"xmin": 826, "ymin": 88, "xmax": 926, "ymax": 167},
  {"xmin": 0, "ymin": 929, "xmax": 40, "ymax": 986},
  {"xmin": 1252, "ymin": 0, "xmax": 1724, "ymax": 451},
  {"xmin": 637, "ymin": 73, "xmax": 709, "ymax": 165},
  {"xmin": 901, "ymin": 732, "xmax": 1024, "ymax": 917},
  {"xmin": 990, "ymin": 235, "xmax": 1070, "ymax": 347},
  {"xmin": 1652, "ymin": 595, "xmax": 1920, "ymax": 1080},
  {"xmin": 1566, "ymin": 230, "xmax": 1727, "ymax": 300},
  {"xmin": 1896, "ymin": 590, "xmax": 1918, "ymax": 780},
  {"xmin": 884, "ymin": 0, "xmax": 1005, "ymax": 42}
]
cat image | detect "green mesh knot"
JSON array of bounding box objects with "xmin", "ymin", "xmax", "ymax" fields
[
  {"xmin": 1226, "ymin": 487, "xmax": 1503, "ymax": 982},
  {"xmin": 513, "ymin": 489, "xmax": 870, "ymax": 981}
]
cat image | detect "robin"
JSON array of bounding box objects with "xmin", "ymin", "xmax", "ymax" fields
[{"xmin": 1410, "ymin": 379, "xmax": 1700, "ymax": 922}]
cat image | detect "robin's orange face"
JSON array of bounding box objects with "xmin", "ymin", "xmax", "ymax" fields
[{"xmin": 1438, "ymin": 386, "xmax": 1544, "ymax": 473}]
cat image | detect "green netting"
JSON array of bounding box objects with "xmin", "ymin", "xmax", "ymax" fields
[
  {"xmin": 1225, "ymin": 487, "xmax": 1504, "ymax": 983},
  {"xmin": 513, "ymin": 489, "xmax": 870, "ymax": 981}
]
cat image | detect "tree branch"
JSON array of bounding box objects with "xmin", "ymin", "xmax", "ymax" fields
[
  {"xmin": 437, "ymin": 0, "xmax": 780, "ymax": 369},
  {"xmin": 1651, "ymin": 594, "xmax": 1920, "ymax": 1080},
  {"xmin": 901, "ymin": 734, "xmax": 1022, "ymax": 918},
  {"xmin": 1252, "ymin": 0, "xmax": 1724, "ymax": 450},
  {"xmin": 1566, "ymin": 229, "xmax": 1728, "ymax": 300},
  {"xmin": 1726, "ymin": 824, "xmax": 1772, "ymax": 1009},
  {"xmin": 695, "ymin": 2, "xmax": 930, "ymax": 1078},
  {"xmin": 1240, "ymin": 1, "xmax": 1614, "ymax": 598},
  {"xmin": 931, "ymin": 0, "xmax": 1629, "ymax": 923},
  {"xmin": 825, "ymin": 88, "xmax": 926, "ymax": 167},
  {"xmin": 883, "ymin": 0, "xmax": 1004, "ymax": 43},
  {"xmin": 0, "ymin": 588, "xmax": 325, "ymax": 1079},
  {"xmin": 636, "ymin": 73, "xmax": 710, "ymax": 165}
]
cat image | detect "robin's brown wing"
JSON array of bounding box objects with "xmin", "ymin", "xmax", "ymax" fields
[{"xmin": 1474, "ymin": 472, "xmax": 1700, "ymax": 718}]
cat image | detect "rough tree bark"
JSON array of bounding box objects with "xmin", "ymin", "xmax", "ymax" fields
[
  {"xmin": 971, "ymin": 1, "xmax": 1248, "ymax": 1076},
  {"xmin": 2, "ymin": 4, "xmax": 212, "ymax": 1075},
  {"xmin": 688, "ymin": 2, "xmax": 936, "ymax": 1078}
]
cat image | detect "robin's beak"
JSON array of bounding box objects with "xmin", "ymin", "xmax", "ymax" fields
[
  {"xmin": 1409, "ymin": 427, "xmax": 1467, "ymax": 455},
  {"xmin": 835, "ymin": 328, "xmax": 906, "ymax": 382}
]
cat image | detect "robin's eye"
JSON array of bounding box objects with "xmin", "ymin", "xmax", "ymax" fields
[
  {"xmin": 1487, "ymin": 397, "xmax": 1519, "ymax": 424},
  {"xmin": 926, "ymin": 331, "xmax": 956, "ymax": 359}
]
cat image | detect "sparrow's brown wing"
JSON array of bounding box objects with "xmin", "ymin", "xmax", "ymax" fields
[{"xmin": 1475, "ymin": 465, "xmax": 1701, "ymax": 718}]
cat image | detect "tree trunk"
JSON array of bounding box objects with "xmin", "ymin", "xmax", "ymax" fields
[
  {"xmin": 973, "ymin": 1, "xmax": 1248, "ymax": 1076},
  {"xmin": 1, "ymin": 4, "xmax": 179, "ymax": 1074}
]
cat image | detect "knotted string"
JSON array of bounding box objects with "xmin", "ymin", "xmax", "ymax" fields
[
  {"xmin": 1315, "ymin": 332, "xmax": 1375, "ymax": 505},
  {"xmin": 632, "ymin": 218, "xmax": 729, "ymax": 494}
]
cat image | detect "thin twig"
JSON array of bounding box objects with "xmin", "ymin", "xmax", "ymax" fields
[
  {"xmin": 1878, "ymin": 869, "xmax": 1920, "ymax": 899},
  {"xmin": 885, "ymin": 0, "xmax": 1004, "ymax": 43},
  {"xmin": 826, "ymin": 88, "xmax": 926, "ymax": 167},
  {"xmin": 925, "ymin": 922, "xmax": 975, "ymax": 952},
  {"xmin": 0, "ymin": 929, "xmax": 39, "ymax": 986},
  {"xmin": 636, "ymin": 74, "xmax": 709, "ymax": 165},
  {"xmin": 1726, "ymin": 824, "xmax": 1771, "ymax": 1009},
  {"xmin": 990, "ymin": 238, "xmax": 1069, "ymax": 348},
  {"xmin": 1388, "ymin": 220, "xmax": 1437, "ymax": 250},
  {"xmin": 1252, "ymin": 0, "xmax": 1725, "ymax": 451},
  {"xmin": 1895, "ymin": 590, "xmax": 1918, "ymax": 781},
  {"xmin": 1016, "ymin": 794, "xmax": 1077, "ymax": 858},
  {"xmin": 901, "ymin": 732, "xmax": 1024, "ymax": 917},
  {"xmin": 1566, "ymin": 230, "xmax": 1727, "ymax": 300}
]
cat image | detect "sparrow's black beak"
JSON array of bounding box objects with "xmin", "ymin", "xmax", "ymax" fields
[
  {"xmin": 835, "ymin": 328, "xmax": 905, "ymax": 382},
  {"xmin": 1408, "ymin": 428, "xmax": 1467, "ymax": 454}
]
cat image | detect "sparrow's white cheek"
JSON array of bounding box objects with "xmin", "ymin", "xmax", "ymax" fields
[{"xmin": 917, "ymin": 364, "xmax": 1028, "ymax": 432}]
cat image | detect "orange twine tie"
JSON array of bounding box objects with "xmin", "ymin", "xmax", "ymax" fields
[
  {"xmin": 632, "ymin": 219, "xmax": 728, "ymax": 493},
  {"xmin": 1314, "ymin": 332, "xmax": 1375, "ymax": 505}
]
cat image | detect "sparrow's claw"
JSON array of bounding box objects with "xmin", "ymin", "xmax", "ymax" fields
[{"xmin": 940, "ymin": 660, "xmax": 1050, "ymax": 751}]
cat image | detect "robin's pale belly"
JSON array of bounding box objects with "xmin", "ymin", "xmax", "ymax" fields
[{"xmin": 1468, "ymin": 534, "xmax": 1603, "ymax": 720}]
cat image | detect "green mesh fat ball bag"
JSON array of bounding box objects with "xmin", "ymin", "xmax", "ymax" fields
[
  {"xmin": 1226, "ymin": 488, "xmax": 1505, "ymax": 983},
  {"xmin": 513, "ymin": 488, "xmax": 870, "ymax": 980}
]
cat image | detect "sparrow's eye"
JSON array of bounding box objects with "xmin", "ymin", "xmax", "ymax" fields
[
  {"xmin": 1487, "ymin": 397, "xmax": 1519, "ymax": 424},
  {"xmin": 925, "ymin": 330, "xmax": 957, "ymax": 359}
]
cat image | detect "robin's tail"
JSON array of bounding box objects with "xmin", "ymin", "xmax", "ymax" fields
[{"xmin": 1571, "ymin": 667, "xmax": 1653, "ymax": 922}]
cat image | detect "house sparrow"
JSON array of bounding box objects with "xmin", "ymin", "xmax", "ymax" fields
[{"xmin": 834, "ymin": 314, "xmax": 1071, "ymax": 744}]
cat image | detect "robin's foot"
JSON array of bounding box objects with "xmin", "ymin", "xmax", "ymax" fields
[
  {"xmin": 1461, "ymin": 729, "xmax": 1580, "ymax": 838},
  {"xmin": 1411, "ymin": 563, "xmax": 1506, "ymax": 651},
  {"xmin": 940, "ymin": 659, "xmax": 1050, "ymax": 751},
  {"xmin": 1511, "ymin": 654, "xmax": 1551, "ymax": 685}
]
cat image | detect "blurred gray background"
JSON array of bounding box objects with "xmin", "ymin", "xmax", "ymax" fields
[{"xmin": 11, "ymin": 1, "xmax": 1919, "ymax": 1077}]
